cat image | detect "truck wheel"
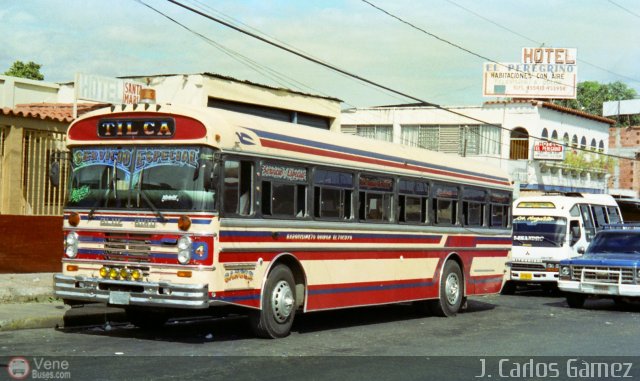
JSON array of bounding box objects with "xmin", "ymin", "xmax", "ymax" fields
[
  {"xmin": 566, "ymin": 293, "xmax": 586, "ymax": 308},
  {"xmin": 500, "ymin": 281, "xmax": 516, "ymax": 295},
  {"xmin": 250, "ymin": 265, "xmax": 296, "ymax": 338},
  {"xmin": 430, "ymin": 260, "xmax": 463, "ymax": 317}
]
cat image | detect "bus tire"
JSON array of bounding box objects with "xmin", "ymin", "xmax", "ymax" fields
[
  {"xmin": 250, "ymin": 264, "xmax": 296, "ymax": 339},
  {"xmin": 430, "ymin": 260, "xmax": 463, "ymax": 317},
  {"xmin": 565, "ymin": 293, "xmax": 586, "ymax": 308},
  {"xmin": 126, "ymin": 307, "xmax": 168, "ymax": 330}
]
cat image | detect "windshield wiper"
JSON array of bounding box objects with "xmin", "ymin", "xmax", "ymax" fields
[
  {"xmin": 138, "ymin": 189, "xmax": 168, "ymax": 223},
  {"xmin": 88, "ymin": 187, "xmax": 112, "ymax": 220}
]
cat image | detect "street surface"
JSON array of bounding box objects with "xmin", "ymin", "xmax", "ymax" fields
[{"xmin": 2, "ymin": 288, "xmax": 640, "ymax": 380}]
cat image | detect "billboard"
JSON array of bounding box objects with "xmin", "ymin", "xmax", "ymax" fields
[{"xmin": 483, "ymin": 48, "xmax": 577, "ymax": 99}]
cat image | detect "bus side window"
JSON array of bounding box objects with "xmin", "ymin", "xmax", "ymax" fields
[
  {"xmin": 260, "ymin": 162, "xmax": 308, "ymax": 218},
  {"xmin": 398, "ymin": 179, "xmax": 428, "ymax": 224},
  {"xmin": 432, "ymin": 183, "xmax": 458, "ymax": 225},
  {"xmin": 607, "ymin": 206, "xmax": 622, "ymax": 224},
  {"xmin": 358, "ymin": 174, "xmax": 393, "ymax": 222},
  {"xmin": 462, "ymin": 187, "xmax": 486, "ymax": 227},
  {"xmin": 591, "ymin": 205, "xmax": 608, "ymax": 229},
  {"xmin": 313, "ymin": 169, "xmax": 353, "ymax": 220},
  {"xmin": 223, "ymin": 160, "xmax": 254, "ymax": 216},
  {"xmin": 569, "ymin": 220, "xmax": 581, "ymax": 246},
  {"xmin": 580, "ymin": 204, "xmax": 596, "ymax": 241}
]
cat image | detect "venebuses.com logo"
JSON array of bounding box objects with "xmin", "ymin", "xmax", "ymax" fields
[{"xmin": 6, "ymin": 357, "xmax": 71, "ymax": 380}]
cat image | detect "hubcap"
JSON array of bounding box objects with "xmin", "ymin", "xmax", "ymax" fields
[
  {"xmin": 445, "ymin": 273, "xmax": 460, "ymax": 305},
  {"xmin": 271, "ymin": 280, "xmax": 294, "ymax": 323}
]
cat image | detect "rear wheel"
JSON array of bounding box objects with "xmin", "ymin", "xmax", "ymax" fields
[
  {"xmin": 430, "ymin": 260, "xmax": 464, "ymax": 317},
  {"xmin": 250, "ymin": 265, "xmax": 296, "ymax": 338},
  {"xmin": 566, "ymin": 293, "xmax": 586, "ymax": 308}
]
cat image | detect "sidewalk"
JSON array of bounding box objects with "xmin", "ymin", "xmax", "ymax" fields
[{"xmin": 0, "ymin": 273, "xmax": 125, "ymax": 331}]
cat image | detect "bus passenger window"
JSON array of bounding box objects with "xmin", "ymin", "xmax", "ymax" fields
[
  {"xmin": 398, "ymin": 179, "xmax": 428, "ymax": 223},
  {"xmin": 260, "ymin": 162, "xmax": 308, "ymax": 218},
  {"xmin": 462, "ymin": 187, "xmax": 486, "ymax": 226},
  {"xmin": 358, "ymin": 174, "xmax": 393, "ymax": 222},
  {"xmin": 591, "ymin": 205, "xmax": 608, "ymax": 228},
  {"xmin": 607, "ymin": 206, "xmax": 622, "ymax": 224},
  {"xmin": 432, "ymin": 184, "xmax": 458, "ymax": 225},
  {"xmin": 489, "ymin": 191, "xmax": 512, "ymax": 228},
  {"xmin": 313, "ymin": 169, "xmax": 354, "ymax": 220},
  {"xmin": 580, "ymin": 204, "xmax": 596, "ymax": 241}
]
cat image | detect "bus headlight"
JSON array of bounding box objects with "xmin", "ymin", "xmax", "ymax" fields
[
  {"xmin": 177, "ymin": 236, "xmax": 192, "ymax": 264},
  {"xmin": 65, "ymin": 232, "xmax": 79, "ymax": 258}
]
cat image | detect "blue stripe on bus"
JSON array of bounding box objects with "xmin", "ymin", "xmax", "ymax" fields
[
  {"xmin": 308, "ymin": 281, "xmax": 435, "ymax": 295},
  {"xmin": 211, "ymin": 294, "xmax": 260, "ymax": 302},
  {"xmin": 249, "ymin": 129, "xmax": 509, "ymax": 183}
]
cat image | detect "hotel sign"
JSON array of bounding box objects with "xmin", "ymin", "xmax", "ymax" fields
[
  {"xmin": 482, "ymin": 48, "xmax": 577, "ymax": 99},
  {"xmin": 75, "ymin": 73, "xmax": 143, "ymax": 104},
  {"xmin": 533, "ymin": 140, "xmax": 565, "ymax": 160}
]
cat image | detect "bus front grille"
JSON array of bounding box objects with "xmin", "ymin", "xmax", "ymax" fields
[{"xmin": 104, "ymin": 233, "xmax": 153, "ymax": 260}]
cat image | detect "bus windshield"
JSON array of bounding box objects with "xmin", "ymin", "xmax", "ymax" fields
[
  {"xmin": 512, "ymin": 216, "xmax": 566, "ymax": 247},
  {"xmin": 67, "ymin": 146, "xmax": 217, "ymax": 212}
]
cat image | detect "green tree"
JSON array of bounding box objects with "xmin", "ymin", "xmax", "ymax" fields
[
  {"xmin": 554, "ymin": 81, "xmax": 639, "ymax": 126},
  {"xmin": 4, "ymin": 60, "xmax": 44, "ymax": 80}
]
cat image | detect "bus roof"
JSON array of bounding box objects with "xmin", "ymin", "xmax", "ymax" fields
[
  {"xmin": 67, "ymin": 104, "xmax": 512, "ymax": 191},
  {"xmin": 514, "ymin": 193, "xmax": 619, "ymax": 213}
]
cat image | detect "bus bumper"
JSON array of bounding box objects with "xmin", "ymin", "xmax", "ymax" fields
[{"xmin": 53, "ymin": 274, "xmax": 210, "ymax": 309}]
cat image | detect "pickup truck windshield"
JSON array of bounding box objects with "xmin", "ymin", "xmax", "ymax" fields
[
  {"xmin": 587, "ymin": 232, "xmax": 640, "ymax": 255},
  {"xmin": 66, "ymin": 146, "xmax": 217, "ymax": 212},
  {"xmin": 512, "ymin": 215, "xmax": 566, "ymax": 247}
]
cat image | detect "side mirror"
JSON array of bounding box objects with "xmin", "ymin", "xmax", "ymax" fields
[
  {"xmin": 49, "ymin": 161, "xmax": 60, "ymax": 188},
  {"xmin": 577, "ymin": 246, "xmax": 586, "ymax": 255}
]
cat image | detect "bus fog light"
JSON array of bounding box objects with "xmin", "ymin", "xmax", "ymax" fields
[
  {"xmin": 99, "ymin": 267, "xmax": 109, "ymax": 278},
  {"xmin": 131, "ymin": 269, "xmax": 142, "ymax": 281},
  {"xmin": 120, "ymin": 268, "xmax": 131, "ymax": 280},
  {"xmin": 109, "ymin": 268, "xmax": 119, "ymax": 280}
]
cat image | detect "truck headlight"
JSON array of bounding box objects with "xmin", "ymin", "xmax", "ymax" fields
[
  {"xmin": 65, "ymin": 231, "xmax": 79, "ymax": 258},
  {"xmin": 560, "ymin": 266, "xmax": 570, "ymax": 276},
  {"xmin": 177, "ymin": 236, "xmax": 192, "ymax": 264}
]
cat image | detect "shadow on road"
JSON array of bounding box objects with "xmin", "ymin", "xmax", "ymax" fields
[{"xmin": 57, "ymin": 298, "xmax": 498, "ymax": 342}]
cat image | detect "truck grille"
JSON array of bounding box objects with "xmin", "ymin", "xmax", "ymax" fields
[
  {"xmin": 511, "ymin": 262, "xmax": 546, "ymax": 271},
  {"xmin": 104, "ymin": 233, "xmax": 153, "ymax": 261},
  {"xmin": 571, "ymin": 265, "xmax": 635, "ymax": 284}
]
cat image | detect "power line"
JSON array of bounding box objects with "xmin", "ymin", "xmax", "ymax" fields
[
  {"xmin": 164, "ymin": 0, "xmax": 637, "ymax": 163},
  {"xmin": 608, "ymin": 0, "xmax": 640, "ymax": 19},
  {"xmin": 445, "ymin": 0, "xmax": 640, "ymax": 85}
]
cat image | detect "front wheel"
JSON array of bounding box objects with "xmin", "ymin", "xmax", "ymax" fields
[
  {"xmin": 430, "ymin": 260, "xmax": 464, "ymax": 317},
  {"xmin": 566, "ymin": 293, "xmax": 586, "ymax": 308},
  {"xmin": 250, "ymin": 265, "xmax": 297, "ymax": 338}
]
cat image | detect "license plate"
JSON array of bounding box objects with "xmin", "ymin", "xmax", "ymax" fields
[
  {"xmin": 109, "ymin": 291, "xmax": 130, "ymax": 305},
  {"xmin": 520, "ymin": 273, "xmax": 532, "ymax": 280},
  {"xmin": 593, "ymin": 285, "xmax": 613, "ymax": 294}
]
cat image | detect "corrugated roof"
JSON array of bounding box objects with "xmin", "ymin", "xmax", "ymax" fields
[
  {"xmin": 484, "ymin": 99, "xmax": 616, "ymax": 125},
  {"xmin": 0, "ymin": 103, "xmax": 108, "ymax": 123}
]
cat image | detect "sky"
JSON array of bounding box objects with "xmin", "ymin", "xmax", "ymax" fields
[{"xmin": 1, "ymin": 0, "xmax": 639, "ymax": 108}]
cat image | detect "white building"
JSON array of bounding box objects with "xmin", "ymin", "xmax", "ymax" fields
[{"xmin": 341, "ymin": 100, "xmax": 615, "ymax": 195}]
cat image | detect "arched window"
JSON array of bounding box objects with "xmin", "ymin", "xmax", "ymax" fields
[
  {"xmin": 571, "ymin": 134, "xmax": 578, "ymax": 148},
  {"xmin": 509, "ymin": 128, "xmax": 529, "ymax": 160},
  {"xmin": 563, "ymin": 133, "xmax": 570, "ymax": 146},
  {"xmin": 580, "ymin": 136, "xmax": 587, "ymax": 149},
  {"xmin": 541, "ymin": 128, "xmax": 548, "ymax": 139},
  {"xmin": 590, "ymin": 138, "xmax": 597, "ymax": 151},
  {"xmin": 598, "ymin": 140, "xmax": 605, "ymax": 152},
  {"xmin": 551, "ymin": 130, "xmax": 558, "ymax": 140}
]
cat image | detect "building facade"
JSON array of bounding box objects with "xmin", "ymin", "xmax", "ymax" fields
[
  {"xmin": 341, "ymin": 100, "xmax": 615, "ymax": 196},
  {"xmin": 609, "ymin": 126, "xmax": 640, "ymax": 197}
]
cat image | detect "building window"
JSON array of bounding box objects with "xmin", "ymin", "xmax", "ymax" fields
[
  {"xmin": 563, "ymin": 133, "xmax": 570, "ymax": 146},
  {"xmin": 598, "ymin": 140, "xmax": 605, "ymax": 152},
  {"xmin": 580, "ymin": 136, "xmax": 587, "ymax": 149},
  {"xmin": 401, "ymin": 125, "xmax": 439, "ymax": 151},
  {"xmin": 461, "ymin": 125, "xmax": 501, "ymax": 156},
  {"xmin": 355, "ymin": 125, "xmax": 392, "ymax": 142},
  {"xmin": 551, "ymin": 130, "xmax": 558, "ymax": 140},
  {"xmin": 509, "ymin": 128, "xmax": 529, "ymax": 160},
  {"xmin": 572, "ymin": 134, "xmax": 578, "ymax": 148},
  {"xmin": 541, "ymin": 128, "xmax": 548, "ymax": 139},
  {"xmin": 590, "ymin": 138, "xmax": 597, "ymax": 150}
]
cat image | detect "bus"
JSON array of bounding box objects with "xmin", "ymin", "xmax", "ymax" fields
[
  {"xmin": 505, "ymin": 193, "xmax": 623, "ymax": 293},
  {"xmin": 52, "ymin": 102, "xmax": 513, "ymax": 338}
]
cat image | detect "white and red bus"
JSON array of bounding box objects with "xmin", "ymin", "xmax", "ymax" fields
[{"xmin": 53, "ymin": 102, "xmax": 513, "ymax": 338}]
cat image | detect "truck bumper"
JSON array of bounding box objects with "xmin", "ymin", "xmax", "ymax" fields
[
  {"xmin": 53, "ymin": 274, "xmax": 210, "ymax": 309},
  {"xmin": 558, "ymin": 279, "xmax": 640, "ymax": 297}
]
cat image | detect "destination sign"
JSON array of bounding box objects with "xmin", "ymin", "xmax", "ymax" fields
[{"xmin": 97, "ymin": 118, "xmax": 175, "ymax": 139}]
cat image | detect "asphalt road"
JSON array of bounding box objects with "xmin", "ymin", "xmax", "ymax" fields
[{"xmin": 2, "ymin": 288, "xmax": 640, "ymax": 380}]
